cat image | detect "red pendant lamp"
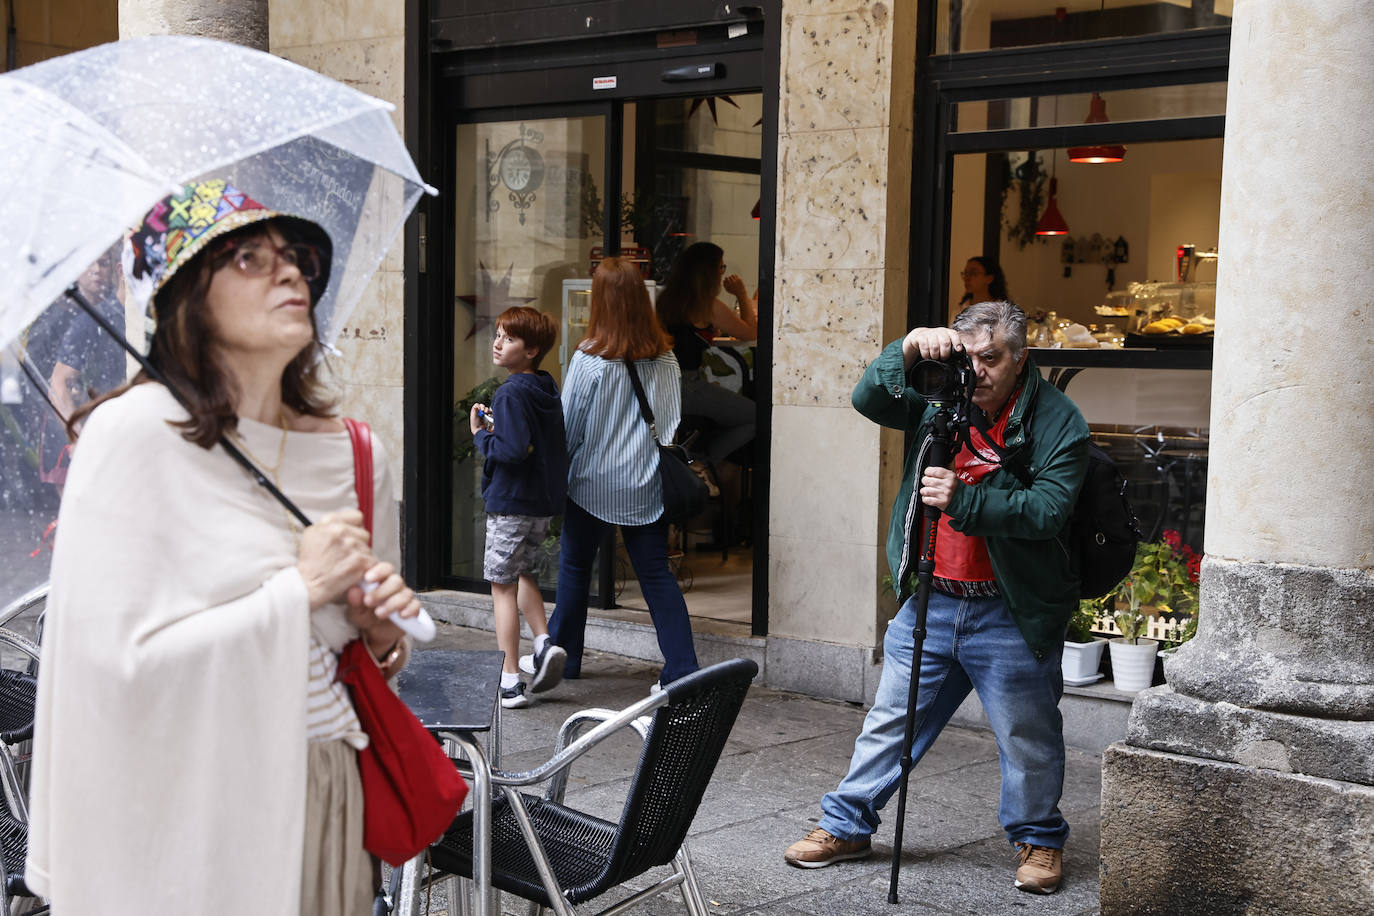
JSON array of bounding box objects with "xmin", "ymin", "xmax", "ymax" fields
[
  {"xmin": 1035, "ymin": 151, "xmax": 1069, "ymax": 237},
  {"xmin": 1067, "ymin": 92, "xmax": 1126, "ymax": 163}
]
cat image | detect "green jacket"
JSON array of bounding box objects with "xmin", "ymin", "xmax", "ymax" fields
[{"xmin": 852, "ymin": 338, "xmax": 1090, "ymax": 659}]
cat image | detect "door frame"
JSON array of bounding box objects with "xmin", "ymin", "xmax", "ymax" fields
[{"xmin": 406, "ymin": 0, "xmax": 781, "ymax": 635}]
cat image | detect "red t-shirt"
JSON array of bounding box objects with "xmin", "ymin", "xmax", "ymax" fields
[{"xmin": 932, "ymin": 390, "xmax": 1020, "ymax": 582}]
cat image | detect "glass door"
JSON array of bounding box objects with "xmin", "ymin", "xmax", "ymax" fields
[{"xmin": 448, "ymin": 112, "xmax": 608, "ymax": 586}]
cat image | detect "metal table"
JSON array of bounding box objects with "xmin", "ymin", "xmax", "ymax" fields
[{"xmin": 389, "ymin": 648, "xmax": 504, "ymax": 916}]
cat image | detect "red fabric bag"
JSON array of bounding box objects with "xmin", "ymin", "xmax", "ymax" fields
[{"xmin": 338, "ymin": 418, "xmax": 468, "ymax": 866}]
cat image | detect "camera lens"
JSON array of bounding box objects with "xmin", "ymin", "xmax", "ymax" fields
[{"xmin": 911, "ymin": 359, "xmax": 956, "ymax": 399}]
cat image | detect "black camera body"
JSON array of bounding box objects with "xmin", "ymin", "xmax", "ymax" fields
[{"xmin": 909, "ymin": 351, "xmax": 975, "ymax": 406}]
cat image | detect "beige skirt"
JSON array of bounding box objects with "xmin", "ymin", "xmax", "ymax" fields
[{"xmin": 301, "ymin": 739, "xmax": 374, "ymax": 916}]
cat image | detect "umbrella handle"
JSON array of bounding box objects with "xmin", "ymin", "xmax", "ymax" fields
[{"xmin": 358, "ymin": 580, "xmax": 435, "ymax": 642}]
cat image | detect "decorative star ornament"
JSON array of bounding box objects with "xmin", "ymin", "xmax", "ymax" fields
[
  {"xmin": 456, "ymin": 262, "xmax": 536, "ymax": 340},
  {"xmin": 687, "ymin": 94, "xmax": 741, "ymax": 125}
]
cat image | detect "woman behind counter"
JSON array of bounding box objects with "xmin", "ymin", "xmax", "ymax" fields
[
  {"xmin": 547, "ymin": 257, "xmax": 700, "ymax": 687},
  {"xmin": 654, "ymin": 241, "xmax": 757, "ymax": 468},
  {"xmin": 957, "ymin": 255, "xmax": 1012, "ymax": 311},
  {"xmin": 26, "ymin": 181, "xmax": 422, "ymax": 916}
]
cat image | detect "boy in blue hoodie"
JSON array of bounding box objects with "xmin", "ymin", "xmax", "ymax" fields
[{"xmin": 471, "ymin": 306, "xmax": 570, "ymax": 708}]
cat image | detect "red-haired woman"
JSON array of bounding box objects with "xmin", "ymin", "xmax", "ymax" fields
[{"xmin": 546, "ymin": 257, "xmax": 700, "ymax": 686}]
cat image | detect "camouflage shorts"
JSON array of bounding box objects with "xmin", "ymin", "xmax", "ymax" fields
[{"xmin": 483, "ymin": 514, "xmax": 552, "ymax": 584}]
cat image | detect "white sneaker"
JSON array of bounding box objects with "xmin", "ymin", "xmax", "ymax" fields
[
  {"xmin": 500, "ymin": 681, "xmax": 532, "ymax": 709},
  {"xmin": 522, "ymin": 643, "xmax": 567, "ymax": 694}
]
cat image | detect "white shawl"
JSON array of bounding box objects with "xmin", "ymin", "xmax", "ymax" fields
[{"xmin": 25, "ymin": 383, "xmax": 400, "ymax": 915}]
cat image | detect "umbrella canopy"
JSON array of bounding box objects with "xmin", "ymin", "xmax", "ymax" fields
[
  {"xmin": 0, "ymin": 34, "xmax": 431, "ymax": 348},
  {"xmin": 0, "ymin": 35, "xmax": 432, "ymax": 613}
]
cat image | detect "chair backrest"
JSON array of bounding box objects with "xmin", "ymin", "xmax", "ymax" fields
[{"xmin": 603, "ymin": 658, "xmax": 757, "ymax": 879}]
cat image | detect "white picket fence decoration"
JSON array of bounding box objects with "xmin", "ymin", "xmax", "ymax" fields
[{"xmin": 1090, "ymin": 612, "xmax": 1190, "ymax": 645}]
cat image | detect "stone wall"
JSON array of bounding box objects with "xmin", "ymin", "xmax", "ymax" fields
[
  {"xmin": 766, "ymin": 0, "xmax": 916, "ymax": 700},
  {"xmin": 269, "ymin": 0, "xmax": 407, "ymax": 478}
]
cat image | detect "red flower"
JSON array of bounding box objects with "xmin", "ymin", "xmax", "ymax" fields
[
  {"xmin": 1162, "ymin": 529, "xmax": 1182, "ymax": 549},
  {"xmin": 1187, "ymin": 554, "xmax": 1202, "ymax": 584}
]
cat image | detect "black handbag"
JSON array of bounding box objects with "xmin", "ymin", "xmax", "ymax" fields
[{"xmin": 624, "ymin": 359, "xmax": 710, "ymax": 524}]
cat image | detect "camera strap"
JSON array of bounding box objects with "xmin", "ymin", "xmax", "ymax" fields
[{"xmin": 965, "ymin": 390, "xmax": 1034, "ymax": 487}]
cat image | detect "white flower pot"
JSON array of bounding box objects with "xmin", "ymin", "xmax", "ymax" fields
[
  {"xmin": 1061, "ymin": 639, "xmax": 1106, "ymax": 686},
  {"xmin": 1109, "ymin": 638, "xmax": 1159, "ymax": 692}
]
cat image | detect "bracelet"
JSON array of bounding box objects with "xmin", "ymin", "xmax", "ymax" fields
[{"xmin": 374, "ymin": 639, "xmax": 403, "ymax": 669}]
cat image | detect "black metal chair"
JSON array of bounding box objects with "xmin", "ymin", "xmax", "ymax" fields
[
  {"xmin": 426, "ymin": 657, "xmax": 758, "ymax": 916},
  {"xmin": 0, "ymin": 586, "xmax": 47, "ymax": 915}
]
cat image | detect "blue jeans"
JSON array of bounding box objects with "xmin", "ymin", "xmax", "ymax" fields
[
  {"xmin": 549, "ymin": 499, "xmax": 700, "ymax": 684},
  {"xmin": 818, "ymin": 591, "xmax": 1068, "ymax": 849}
]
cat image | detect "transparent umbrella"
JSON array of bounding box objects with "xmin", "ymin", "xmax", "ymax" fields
[{"xmin": 0, "ymin": 35, "xmax": 433, "ymax": 616}]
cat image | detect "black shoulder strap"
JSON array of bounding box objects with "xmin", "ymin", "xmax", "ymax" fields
[
  {"xmin": 623, "ymin": 359, "xmax": 660, "ymax": 443},
  {"xmin": 967, "ymin": 399, "xmax": 1034, "ymax": 487}
]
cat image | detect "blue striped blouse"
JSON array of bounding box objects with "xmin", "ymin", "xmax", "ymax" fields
[{"xmin": 562, "ymin": 348, "xmax": 682, "ymax": 526}]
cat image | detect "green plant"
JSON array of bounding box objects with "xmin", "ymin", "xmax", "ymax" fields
[
  {"xmin": 1066, "ymin": 598, "xmax": 1104, "ymax": 643},
  {"xmin": 1001, "ymin": 153, "xmax": 1049, "ymax": 250},
  {"xmin": 1108, "ymin": 530, "xmax": 1201, "ymax": 644},
  {"xmin": 1113, "ymin": 577, "xmax": 1151, "ymax": 644}
]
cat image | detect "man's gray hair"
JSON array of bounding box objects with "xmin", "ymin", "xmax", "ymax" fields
[{"xmin": 951, "ymin": 300, "xmax": 1028, "ymax": 363}]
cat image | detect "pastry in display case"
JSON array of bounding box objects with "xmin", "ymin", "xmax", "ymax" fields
[{"xmin": 1124, "ymin": 281, "xmax": 1215, "ymax": 348}]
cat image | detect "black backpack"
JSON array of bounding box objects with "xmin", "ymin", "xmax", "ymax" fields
[
  {"xmin": 1069, "ymin": 443, "xmax": 1142, "ymax": 599},
  {"xmin": 979, "ymin": 426, "xmax": 1140, "ymax": 600}
]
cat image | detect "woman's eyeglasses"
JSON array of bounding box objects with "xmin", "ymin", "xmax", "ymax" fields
[{"xmin": 223, "ymin": 238, "xmax": 324, "ymax": 282}]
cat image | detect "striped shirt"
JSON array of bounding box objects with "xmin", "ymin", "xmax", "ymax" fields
[
  {"xmin": 562, "ymin": 349, "xmax": 682, "ymax": 526},
  {"xmin": 306, "ymin": 636, "xmax": 368, "ymax": 749}
]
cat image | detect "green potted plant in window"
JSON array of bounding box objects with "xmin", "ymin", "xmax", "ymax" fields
[
  {"xmin": 1102, "ymin": 530, "xmax": 1203, "ymax": 690},
  {"xmin": 1108, "ymin": 571, "xmax": 1159, "ymax": 692},
  {"xmin": 1062, "ymin": 598, "xmax": 1108, "ymax": 685}
]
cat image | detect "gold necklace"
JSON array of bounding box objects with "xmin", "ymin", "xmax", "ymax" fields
[{"xmin": 232, "ymin": 408, "xmax": 300, "ymax": 548}]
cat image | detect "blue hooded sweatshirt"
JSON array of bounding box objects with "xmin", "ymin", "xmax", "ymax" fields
[{"xmin": 474, "ymin": 370, "xmax": 569, "ymax": 517}]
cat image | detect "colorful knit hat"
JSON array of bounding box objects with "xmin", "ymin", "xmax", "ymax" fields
[{"xmin": 123, "ymin": 179, "xmax": 333, "ymax": 322}]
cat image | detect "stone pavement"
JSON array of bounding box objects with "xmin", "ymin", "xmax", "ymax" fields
[{"xmin": 417, "ymin": 622, "xmax": 1103, "ymax": 916}]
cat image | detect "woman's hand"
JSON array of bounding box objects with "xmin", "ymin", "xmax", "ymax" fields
[
  {"xmin": 722, "ymin": 273, "xmax": 750, "ymax": 303},
  {"xmin": 346, "ymin": 561, "xmax": 421, "ymax": 667},
  {"xmin": 297, "ymin": 509, "xmax": 373, "ymax": 610},
  {"xmin": 346, "ymin": 561, "xmax": 422, "ymax": 626},
  {"xmin": 919, "ymin": 467, "xmax": 958, "ymax": 511}
]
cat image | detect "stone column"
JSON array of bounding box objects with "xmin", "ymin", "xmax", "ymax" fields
[
  {"xmin": 1099, "ymin": 2, "xmax": 1374, "ymax": 913},
  {"xmin": 765, "ymin": 0, "xmax": 916, "ymax": 702},
  {"xmin": 119, "ymin": 0, "xmax": 267, "ymax": 49}
]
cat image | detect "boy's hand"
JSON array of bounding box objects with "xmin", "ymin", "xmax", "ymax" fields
[{"xmin": 470, "ymin": 403, "xmax": 489, "ymax": 434}]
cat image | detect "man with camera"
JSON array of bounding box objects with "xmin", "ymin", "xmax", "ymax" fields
[{"xmin": 783, "ymin": 300, "xmax": 1089, "ymax": 895}]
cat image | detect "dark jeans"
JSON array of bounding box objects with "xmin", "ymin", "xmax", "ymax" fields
[{"xmin": 549, "ymin": 499, "xmax": 700, "ymax": 684}]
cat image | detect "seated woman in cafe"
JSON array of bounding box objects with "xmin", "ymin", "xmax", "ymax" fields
[{"xmin": 654, "ymin": 241, "xmax": 756, "ymax": 467}]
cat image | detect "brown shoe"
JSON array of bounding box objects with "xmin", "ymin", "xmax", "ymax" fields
[
  {"xmin": 783, "ymin": 827, "xmax": 872, "ymax": 869},
  {"xmin": 1014, "ymin": 842, "xmax": 1063, "ymax": 894}
]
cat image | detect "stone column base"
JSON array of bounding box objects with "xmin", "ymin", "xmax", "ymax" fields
[{"xmin": 1100, "ymin": 743, "xmax": 1374, "ymax": 915}]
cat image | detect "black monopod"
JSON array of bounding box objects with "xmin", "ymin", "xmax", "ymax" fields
[{"xmin": 888, "ymin": 354, "xmax": 973, "ymax": 905}]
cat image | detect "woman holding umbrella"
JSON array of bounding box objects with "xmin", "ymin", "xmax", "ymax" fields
[{"xmin": 26, "ymin": 181, "xmax": 421, "ymax": 915}]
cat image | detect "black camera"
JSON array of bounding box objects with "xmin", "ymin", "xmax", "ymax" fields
[{"xmin": 909, "ymin": 350, "xmax": 975, "ymax": 406}]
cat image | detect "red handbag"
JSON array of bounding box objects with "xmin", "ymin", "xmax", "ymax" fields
[{"xmin": 338, "ymin": 418, "xmax": 468, "ymax": 866}]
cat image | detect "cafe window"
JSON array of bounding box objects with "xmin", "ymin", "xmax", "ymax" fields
[
  {"xmin": 913, "ymin": 4, "xmax": 1230, "ymax": 555},
  {"xmin": 936, "ymin": 0, "xmax": 1233, "ymax": 55}
]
